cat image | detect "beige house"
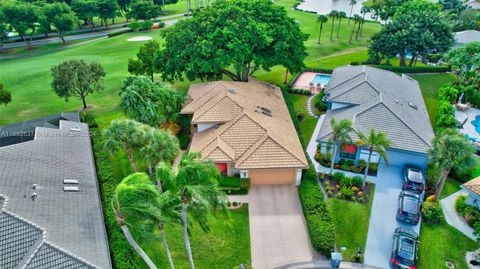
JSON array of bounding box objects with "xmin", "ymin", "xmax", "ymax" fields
[{"xmin": 181, "ymin": 79, "xmax": 308, "ymax": 185}]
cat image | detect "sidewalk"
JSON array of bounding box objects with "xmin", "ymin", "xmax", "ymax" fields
[
  {"xmin": 275, "ymin": 260, "xmax": 383, "ymax": 269},
  {"xmin": 440, "ymin": 190, "xmax": 475, "ymax": 240}
]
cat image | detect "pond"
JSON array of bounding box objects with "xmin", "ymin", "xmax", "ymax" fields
[{"xmin": 296, "ymin": 0, "xmax": 376, "ymax": 20}]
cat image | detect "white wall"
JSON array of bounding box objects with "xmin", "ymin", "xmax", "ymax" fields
[
  {"xmin": 295, "ymin": 169, "xmax": 302, "ymax": 186},
  {"xmin": 197, "ymin": 123, "xmax": 217, "ymax": 132}
]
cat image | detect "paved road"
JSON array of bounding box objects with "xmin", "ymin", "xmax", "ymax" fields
[
  {"xmin": 249, "ymin": 185, "xmax": 315, "ymax": 269},
  {"xmin": 4, "ymin": 15, "xmax": 182, "ymax": 49},
  {"xmin": 364, "ymin": 165, "xmax": 421, "ymax": 269},
  {"xmin": 441, "ymin": 190, "xmax": 475, "ymax": 240}
]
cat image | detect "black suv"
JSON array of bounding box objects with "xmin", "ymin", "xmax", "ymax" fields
[
  {"xmin": 402, "ymin": 165, "xmax": 425, "ymax": 194},
  {"xmin": 396, "ymin": 191, "xmax": 421, "ymax": 225},
  {"xmin": 391, "ymin": 227, "xmax": 419, "ymax": 269}
]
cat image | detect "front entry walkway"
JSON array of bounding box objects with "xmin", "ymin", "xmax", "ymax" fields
[
  {"xmin": 440, "ymin": 190, "xmax": 475, "ymax": 240},
  {"xmin": 248, "ymin": 185, "xmax": 315, "ymax": 269}
]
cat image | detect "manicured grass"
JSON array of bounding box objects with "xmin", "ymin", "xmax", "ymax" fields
[
  {"xmin": 284, "ymin": 93, "xmax": 318, "ymax": 146},
  {"xmin": 440, "ymin": 179, "xmax": 463, "ymax": 200},
  {"xmin": 133, "ymin": 206, "xmax": 251, "ymax": 269},
  {"xmin": 409, "ymin": 73, "xmax": 457, "ymax": 127},
  {"xmin": 326, "ymin": 184, "xmax": 375, "ymax": 262},
  {"xmin": 418, "ymin": 215, "xmax": 477, "ymax": 269}
]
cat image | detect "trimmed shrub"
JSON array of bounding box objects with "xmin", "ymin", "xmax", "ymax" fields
[
  {"xmin": 340, "ymin": 176, "xmax": 352, "ymax": 187},
  {"xmin": 340, "ymin": 186, "xmax": 354, "ymax": 200},
  {"xmin": 80, "ymin": 112, "xmax": 98, "ymax": 128},
  {"xmin": 351, "ymin": 176, "xmax": 363, "ymax": 188},
  {"xmin": 422, "ymin": 200, "xmax": 443, "ymax": 223},
  {"xmin": 333, "ymin": 172, "xmax": 345, "ymax": 182},
  {"xmin": 297, "ymin": 112, "xmax": 305, "ymax": 121},
  {"xmin": 455, "ymin": 195, "xmax": 468, "ymax": 214},
  {"xmin": 178, "ymin": 134, "xmax": 190, "ymax": 150},
  {"xmin": 371, "ymin": 65, "xmax": 451, "ymax": 73},
  {"xmin": 240, "ymin": 178, "xmax": 250, "ymax": 191},
  {"xmin": 358, "ymin": 197, "xmax": 365, "ymax": 203}
]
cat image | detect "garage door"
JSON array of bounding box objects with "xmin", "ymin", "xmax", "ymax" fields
[
  {"xmin": 249, "ymin": 168, "xmax": 296, "ymax": 185},
  {"xmin": 379, "ymin": 149, "xmax": 428, "ymax": 169}
]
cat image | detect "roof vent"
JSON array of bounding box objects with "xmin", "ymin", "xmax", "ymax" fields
[
  {"xmin": 64, "ymin": 186, "xmax": 79, "ymax": 192},
  {"xmin": 70, "ymin": 126, "xmax": 82, "ymax": 132},
  {"xmin": 64, "ymin": 179, "xmax": 79, "ymax": 184},
  {"xmin": 255, "ymin": 105, "xmax": 272, "ymax": 117},
  {"xmin": 395, "ymin": 99, "xmax": 399, "ymax": 103},
  {"xmin": 227, "ymin": 89, "xmax": 236, "ymax": 94},
  {"xmin": 408, "ymin": 102, "xmax": 418, "ymax": 110}
]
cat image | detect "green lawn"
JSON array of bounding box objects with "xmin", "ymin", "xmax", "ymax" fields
[
  {"xmin": 132, "ymin": 206, "xmax": 251, "ymax": 269},
  {"xmin": 326, "ymin": 185, "xmax": 375, "ymax": 262},
  {"xmin": 419, "ymin": 215, "xmax": 477, "ymax": 269},
  {"xmin": 409, "ymin": 73, "xmax": 457, "ymax": 127},
  {"xmin": 440, "ymin": 179, "xmax": 463, "ymax": 200},
  {"xmin": 284, "ymin": 93, "xmax": 318, "ymax": 146}
]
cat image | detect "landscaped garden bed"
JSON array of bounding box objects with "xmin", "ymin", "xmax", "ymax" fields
[
  {"xmin": 320, "ymin": 172, "xmax": 372, "ymax": 204},
  {"xmin": 218, "ymin": 176, "xmax": 250, "ymax": 195},
  {"xmin": 314, "ymin": 150, "xmax": 378, "ymax": 176},
  {"xmin": 455, "ymin": 195, "xmax": 480, "ymax": 228}
]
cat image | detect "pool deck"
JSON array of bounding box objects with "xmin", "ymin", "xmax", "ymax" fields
[
  {"xmin": 292, "ymin": 72, "xmax": 329, "ymax": 94},
  {"xmin": 455, "ymin": 107, "xmax": 480, "ymax": 140}
]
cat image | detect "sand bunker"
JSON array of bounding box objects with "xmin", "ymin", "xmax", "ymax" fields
[{"xmin": 127, "ymin": 36, "xmax": 153, "ymax": 42}]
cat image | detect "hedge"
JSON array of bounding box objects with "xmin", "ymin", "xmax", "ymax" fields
[
  {"xmin": 371, "ymin": 65, "xmax": 451, "ymax": 73},
  {"xmin": 85, "ymin": 115, "xmax": 147, "ymax": 269},
  {"xmin": 282, "ymin": 87, "xmax": 336, "ymax": 255},
  {"xmin": 107, "ymin": 28, "xmax": 133, "ymax": 38}
]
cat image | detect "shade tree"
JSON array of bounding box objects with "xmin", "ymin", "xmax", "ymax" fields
[
  {"xmin": 128, "ymin": 40, "xmax": 160, "ymax": 81},
  {"xmin": 0, "ymin": 2, "xmax": 39, "ymax": 47},
  {"xmin": 156, "ymin": 0, "xmax": 307, "ymax": 82},
  {"xmin": 0, "ymin": 83, "xmax": 12, "ymax": 106}
]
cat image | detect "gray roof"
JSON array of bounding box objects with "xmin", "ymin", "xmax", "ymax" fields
[
  {"xmin": 0, "ymin": 118, "xmax": 112, "ymax": 269},
  {"xmin": 317, "ymin": 65, "xmax": 435, "ymax": 154},
  {"xmin": 454, "ymin": 30, "xmax": 480, "ymax": 47}
]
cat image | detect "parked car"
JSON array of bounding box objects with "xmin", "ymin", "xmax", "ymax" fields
[
  {"xmin": 390, "ymin": 227, "xmax": 419, "ymax": 269},
  {"xmin": 396, "ymin": 191, "xmax": 421, "ymax": 225},
  {"xmin": 402, "ymin": 165, "xmax": 425, "ymax": 194}
]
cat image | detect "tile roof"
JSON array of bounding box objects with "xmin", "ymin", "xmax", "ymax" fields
[
  {"xmin": 182, "ymin": 79, "xmax": 308, "ymax": 169},
  {"xmin": 317, "ymin": 66, "xmax": 435, "ymax": 154},
  {"xmin": 463, "ymin": 176, "xmax": 480, "ymax": 195},
  {"xmin": 0, "ymin": 116, "xmax": 112, "ymax": 269},
  {"xmin": 454, "ymin": 30, "xmax": 480, "ymax": 46}
]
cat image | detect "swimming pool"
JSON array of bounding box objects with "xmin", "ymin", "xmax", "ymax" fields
[
  {"xmin": 472, "ymin": 115, "xmax": 480, "ymax": 134},
  {"xmin": 312, "ymin": 74, "xmax": 331, "ymax": 85}
]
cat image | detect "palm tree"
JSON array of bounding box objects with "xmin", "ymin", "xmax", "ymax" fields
[
  {"xmin": 317, "ymin": 14, "xmax": 328, "ymax": 44},
  {"xmin": 328, "ymin": 11, "xmax": 337, "ymax": 41},
  {"xmin": 429, "ymin": 129, "xmax": 475, "ymax": 198},
  {"xmin": 104, "ymin": 119, "xmax": 145, "ymax": 172},
  {"xmin": 329, "ymin": 117, "xmax": 354, "ymax": 175},
  {"xmin": 112, "ymin": 173, "xmax": 180, "ymax": 269},
  {"xmin": 356, "ymin": 129, "xmax": 392, "ymax": 187},
  {"xmin": 349, "ymin": 15, "xmax": 360, "ymax": 44},
  {"xmin": 336, "ymin": 11, "xmax": 347, "ymax": 38},
  {"xmin": 359, "ymin": 6, "xmax": 370, "ymax": 37},
  {"xmin": 157, "ymin": 152, "xmax": 228, "ymax": 269},
  {"xmin": 141, "ymin": 127, "xmax": 180, "ymax": 193},
  {"xmin": 355, "ymin": 14, "xmax": 362, "ymax": 40},
  {"xmin": 348, "ymin": 0, "xmax": 357, "ymax": 24}
]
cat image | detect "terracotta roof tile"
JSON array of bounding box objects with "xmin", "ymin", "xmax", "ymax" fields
[{"xmin": 464, "ymin": 176, "xmax": 480, "ymax": 195}]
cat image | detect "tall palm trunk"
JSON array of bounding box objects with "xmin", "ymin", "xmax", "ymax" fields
[
  {"xmin": 363, "ymin": 148, "xmax": 373, "ymax": 187},
  {"xmin": 120, "ymin": 225, "xmax": 158, "ymax": 269},
  {"xmin": 355, "ymin": 19, "xmax": 361, "ymax": 40},
  {"xmin": 154, "ymin": 162, "xmax": 164, "ymax": 193},
  {"xmin": 360, "ymin": 13, "xmax": 366, "ymax": 36},
  {"xmin": 348, "ymin": 5, "xmax": 353, "ymax": 23},
  {"xmin": 349, "ymin": 21, "xmax": 356, "ymax": 44},
  {"xmin": 336, "ymin": 18, "xmax": 342, "ymax": 38},
  {"xmin": 330, "ymin": 18, "xmax": 335, "ymax": 41},
  {"xmin": 159, "ymin": 223, "xmax": 175, "ymax": 269},
  {"xmin": 317, "ymin": 22, "xmax": 323, "ymax": 44},
  {"xmin": 330, "ymin": 140, "xmax": 338, "ymax": 175},
  {"xmin": 182, "ymin": 198, "xmax": 196, "ymax": 269},
  {"xmin": 125, "ymin": 145, "xmax": 139, "ymax": 171},
  {"xmin": 435, "ymin": 168, "xmax": 450, "ymax": 198}
]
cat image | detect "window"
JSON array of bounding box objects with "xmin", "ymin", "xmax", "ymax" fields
[{"xmin": 339, "ymin": 144, "xmax": 357, "ymax": 160}]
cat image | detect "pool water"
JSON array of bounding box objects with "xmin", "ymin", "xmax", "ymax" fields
[
  {"xmin": 312, "ymin": 74, "xmax": 331, "ymax": 85},
  {"xmin": 472, "ymin": 115, "xmax": 480, "ymax": 134}
]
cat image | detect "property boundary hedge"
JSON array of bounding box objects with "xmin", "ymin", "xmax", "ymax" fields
[
  {"xmin": 371, "ymin": 65, "xmax": 451, "ymax": 73},
  {"xmin": 86, "ymin": 115, "xmax": 147, "ymax": 269},
  {"xmin": 107, "ymin": 28, "xmax": 134, "ymax": 38},
  {"xmin": 282, "ymin": 87, "xmax": 336, "ymax": 256}
]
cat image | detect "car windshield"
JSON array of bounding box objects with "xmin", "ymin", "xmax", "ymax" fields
[
  {"xmin": 402, "ymin": 196, "xmax": 419, "ymax": 214},
  {"xmin": 407, "ymin": 169, "xmax": 424, "ymax": 184},
  {"xmin": 397, "ymin": 236, "xmax": 416, "ymax": 262}
]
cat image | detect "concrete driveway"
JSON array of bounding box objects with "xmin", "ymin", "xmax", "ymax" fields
[
  {"xmin": 364, "ymin": 165, "xmax": 421, "ymax": 269},
  {"xmin": 248, "ymin": 185, "xmax": 315, "ymax": 269}
]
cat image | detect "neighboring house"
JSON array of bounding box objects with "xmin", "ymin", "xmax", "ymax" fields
[
  {"xmin": 0, "ymin": 114, "xmax": 112, "ymax": 269},
  {"xmin": 180, "ymin": 79, "xmax": 308, "ymax": 185},
  {"xmin": 462, "ymin": 176, "xmax": 480, "ymax": 208},
  {"xmin": 454, "ymin": 30, "xmax": 480, "ymax": 48},
  {"xmin": 316, "ymin": 66, "xmax": 435, "ymax": 169},
  {"xmin": 465, "ymin": 0, "xmax": 480, "ymax": 9}
]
